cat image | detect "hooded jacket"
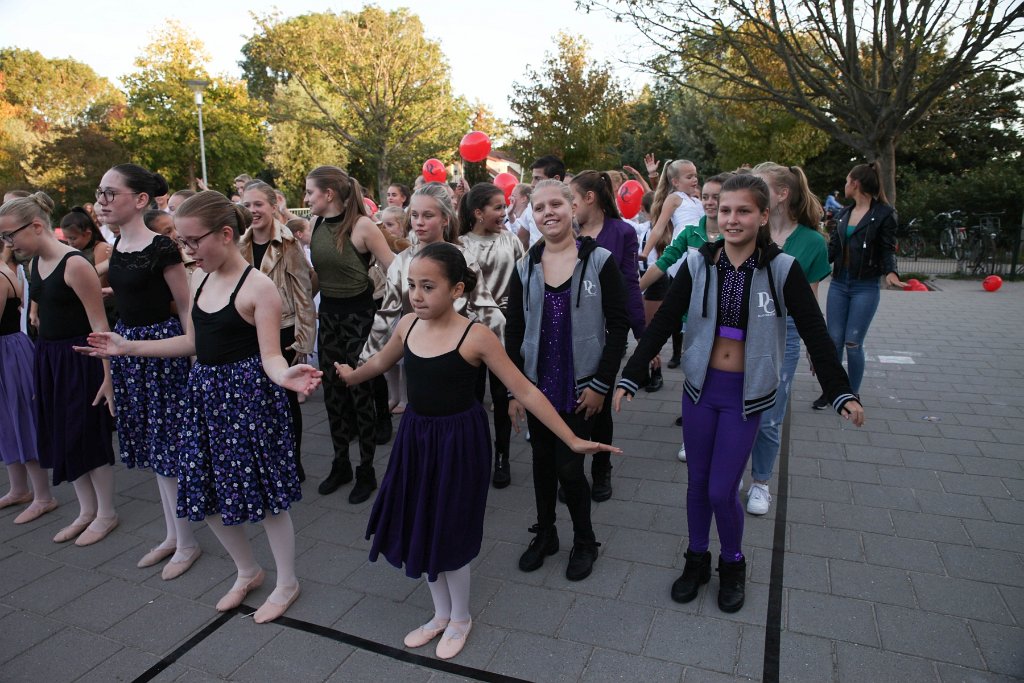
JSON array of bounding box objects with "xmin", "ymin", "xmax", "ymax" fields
[
  {"xmin": 620, "ymin": 240, "xmax": 856, "ymax": 417},
  {"xmin": 505, "ymin": 236, "xmax": 629, "ymax": 396}
]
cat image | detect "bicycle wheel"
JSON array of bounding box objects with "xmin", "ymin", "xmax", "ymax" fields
[
  {"xmin": 964, "ymin": 234, "xmax": 989, "ymax": 275},
  {"xmin": 939, "ymin": 230, "xmax": 954, "ymax": 258},
  {"xmin": 906, "ymin": 234, "xmax": 925, "ymax": 260}
]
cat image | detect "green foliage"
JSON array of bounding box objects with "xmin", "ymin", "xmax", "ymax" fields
[
  {"xmin": 116, "ymin": 23, "xmax": 266, "ymax": 194},
  {"xmin": 509, "ymin": 33, "xmax": 629, "ymax": 173},
  {"xmin": 0, "ymin": 49, "xmax": 124, "ymax": 206},
  {"xmin": 242, "ymin": 7, "xmax": 469, "ymax": 198}
]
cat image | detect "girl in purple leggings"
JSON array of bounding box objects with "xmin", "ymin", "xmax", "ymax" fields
[{"xmin": 614, "ymin": 174, "xmax": 865, "ymax": 612}]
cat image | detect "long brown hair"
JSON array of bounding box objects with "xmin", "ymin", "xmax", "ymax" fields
[
  {"xmin": 570, "ymin": 170, "xmax": 621, "ymax": 220},
  {"xmin": 650, "ymin": 159, "xmax": 695, "ymax": 252},
  {"xmin": 752, "ymin": 162, "xmax": 823, "ymax": 228},
  {"xmin": 307, "ymin": 165, "xmax": 368, "ymax": 252},
  {"xmin": 848, "ymin": 162, "xmax": 888, "ymax": 204}
]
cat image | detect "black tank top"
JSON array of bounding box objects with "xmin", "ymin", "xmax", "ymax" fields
[
  {"xmin": 404, "ymin": 318, "xmax": 480, "ymax": 416},
  {"xmin": 0, "ymin": 270, "xmax": 20, "ymax": 335},
  {"xmin": 192, "ymin": 266, "xmax": 261, "ymax": 365},
  {"xmin": 30, "ymin": 252, "xmax": 93, "ymax": 340}
]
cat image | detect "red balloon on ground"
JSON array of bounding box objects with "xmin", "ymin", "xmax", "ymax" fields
[
  {"xmin": 907, "ymin": 278, "xmax": 921, "ymax": 288},
  {"xmin": 364, "ymin": 197, "xmax": 378, "ymax": 215},
  {"xmin": 983, "ymin": 275, "xmax": 1003, "ymax": 292},
  {"xmin": 459, "ymin": 131, "xmax": 492, "ymax": 163},
  {"xmin": 422, "ymin": 159, "xmax": 447, "ymax": 183},
  {"xmin": 616, "ymin": 180, "xmax": 644, "ymax": 219},
  {"xmin": 493, "ymin": 172, "xmax": 518, "ymax": 204},
  {"xmin": 910, "ymin": 282, "xmax": 929, "ymax": 291}
]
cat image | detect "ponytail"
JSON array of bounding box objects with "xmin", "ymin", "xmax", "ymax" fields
[
  {"xmin": 848, "ymin": 162, "xmax": 888, "ymax": 204},
  {"xmin": 458, "ymin": 183, "xmax": 505, "ymax": 235},
  {"xmin": 306, "ymin": 165, "xmax": 367, "ymax": 253},
  {"xmin": 175, "ymin": 190, "xmax": 252, "ymax": 242},
  {"xmin": 570, "ymin": 170, "xmax": 621, "ymax": 220},
  {"xmin": 751, "ymin": 162, "xmax": 823, "ymax": 227},
  {"xmin": 0, "ymin": 191, "xmax": 55, "ymax": 227},
  {"xmin": 415, "ymin": 242, "xmax": 477, "ymax": 293}
]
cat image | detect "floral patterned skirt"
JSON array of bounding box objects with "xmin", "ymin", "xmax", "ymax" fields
[
  {"xmin": 111, "ymin": 317, "xmax": 190, "ymax": 477},
  {"xmin": 176, "ymin": 354, "xmax": 301, "ymax": 525}
]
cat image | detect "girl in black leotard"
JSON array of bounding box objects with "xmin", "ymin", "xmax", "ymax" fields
[
  {"xmin": 336, "ymin": 242, "xmax": 619, "ymax": 661},
  {"xmin": 0, "ymin": 192, "xmax": 118, "ymax": 546},
  {"xmin": 78, "ymin": 191, "xmax": 322, "ymax": 625}
]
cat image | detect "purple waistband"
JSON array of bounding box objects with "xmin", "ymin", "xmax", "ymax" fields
[{"xmin": 717, "ymin": 325, "xmax": 745, "ymax": 341}]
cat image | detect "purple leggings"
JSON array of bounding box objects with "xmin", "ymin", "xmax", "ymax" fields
[{"xmin": 682, "ymin": 368, "xmax": 762, "ymax": 562}]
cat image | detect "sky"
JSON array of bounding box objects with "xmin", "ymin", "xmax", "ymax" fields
[{"xmin": 0, "ymin": 0, "xmax": 653, "ymax": 119}]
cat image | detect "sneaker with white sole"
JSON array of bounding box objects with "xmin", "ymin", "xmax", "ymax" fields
[
  {"xmin": 746, "ymin": 483, "xmax": 772, "ymax": 515},
  {"xmin": 677, "ymin": 444, "xmax": 686, "ymax": 462}
]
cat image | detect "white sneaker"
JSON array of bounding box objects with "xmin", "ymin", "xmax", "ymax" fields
[
  {"xmin": 746, "ymin": 483, "xmax": 772, "ymax": 515},
  {"xmin": 677, "ymin": 444, "xmax": 686, "ymax": 462}
]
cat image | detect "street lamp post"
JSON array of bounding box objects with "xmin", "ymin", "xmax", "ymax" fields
[{"xmin": 185, "ymin": 79, "xmax": 210, "ymax": 189}]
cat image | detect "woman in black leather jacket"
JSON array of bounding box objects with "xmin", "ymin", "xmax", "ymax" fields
[{"xmin": 813, "ymin": 163, "xmax": 906, "ymax": 409}]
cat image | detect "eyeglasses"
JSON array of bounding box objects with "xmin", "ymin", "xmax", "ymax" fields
[
  {"xmin": 175, "ymin": 230, "xmax": 217, "ymax": 250},
  {"xmin": 0, "ymin": 221, "xmax": 32, "ymax": 245},
  {"xmin": 95, "ymin": 188, "xmax": 140, "ymax": 203}
]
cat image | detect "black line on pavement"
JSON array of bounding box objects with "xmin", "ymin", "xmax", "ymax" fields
[
  {"xmin": 255, "ymin": 607, "xmax": 533, "ymax": 683},
  {"xmin": 761, "ymin": 406, "xmax": 791, "ymax": 683},
  {"xmin": 132, "ymin": 610, "xmax": 234, "ymax": 682},
  {"xmin": 133, "ymin": 604, "xmax": 532, "ymax": 683}
]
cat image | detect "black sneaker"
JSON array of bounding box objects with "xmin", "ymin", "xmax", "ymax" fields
[
  {"xmin": 811, "ymin": 394, "xmax": 830, "ymax": 410},
  {"xmin": 667, "ymin": 356, "xmax": 681, "ymax": 369},
  {"xmin": 318, "ymin": 459, "xmax": 353, "ymax": 495},
  {"xmin": 671, "ymin": 549, "xmax": 711, "ymax": 603},
  {"xmin": 591, "ymin": 466, "xmax": 612, "ymax": 502},
  {"xmin": 565, "ymin": 540, "xmax": 600, "ymax": 581},
  {"xmin": 374, "ymin": 416, "xmax": 393, "ymax": 444},
  {"xmin": 645, "ymin": 367, "xmax": 664, "ymax": 393},
  {"xmin": 519, "ymin": 525, "xmax": 559, "ymax": 572},
  {"xmin": 348, "ymin": 465, "xmax": 377, "ymax": 504},
  {"xmin": 674, "ymin": 416, "xmax": 683, "ymax": 427}
]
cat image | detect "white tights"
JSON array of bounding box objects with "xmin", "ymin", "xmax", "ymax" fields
[
  {"xmin": 5, "ymin": 460, "xmax": 54, "ymax": 504},
  {"xmin": 71, "ymin": 465, "xmax": 117, "ymax": 531},
  {"xmin": 208, "ymin": 511, "xmax": 297, "ymax": 603},
  {"xmin": 425, "ymin": 564, "xmax": 472, "ymax": 630},
  {"xmin": 154, "ymin": 474, "xmax": 198, "ymax": 562}
]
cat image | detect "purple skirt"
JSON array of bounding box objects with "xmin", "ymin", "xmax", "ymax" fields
[
  {"xmin": 366, "ymin": 403, "xmax": 491, "ymax": 581},
  {"xmin": 111, "ymin": 317, "xmax": 190, "ymax": 477},
  {"xmin": 34, "ymin": 336, "xmax": 115, "ymax": 484},
  {"xmin": 0, "ymin": 332, "xmax": 38, "ymax": 465},
  {"xmin": 176, "ymin": 354, "xmax": 301, "ymax": 526}
]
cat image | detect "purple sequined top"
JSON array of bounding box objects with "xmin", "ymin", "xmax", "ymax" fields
[
  {"xmin": 716, "ymin": 250, "xmax": 758, "ymax": 340},
  {"xmin": 536, "ymin": 279, "xmax": 576, "ymax": 413}
]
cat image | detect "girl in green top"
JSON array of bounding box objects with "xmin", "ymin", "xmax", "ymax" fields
[{"xmin": 744, "ymin": 162, "xmax": 830, "ymax": 515}]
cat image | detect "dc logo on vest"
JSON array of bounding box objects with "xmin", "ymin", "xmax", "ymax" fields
[
  {"xmin": 582, "ymin": 280, "xmax": 597, "ymax": 296},
  {"xmin": 757, "ymin": 292, "xmax": 776, "ymax": 317}
]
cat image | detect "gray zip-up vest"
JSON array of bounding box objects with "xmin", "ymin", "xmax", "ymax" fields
[
  {"xmin": 681, "ymin": 251, "xmax": 795, "ymax": 417},
  {"xmin": 515, "ymin": 246, "xmax": 615, "ymax": 394}
]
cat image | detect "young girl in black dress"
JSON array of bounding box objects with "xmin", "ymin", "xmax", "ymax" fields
[
  {"xmin": 0, "ymin": 192, "xmax": 118, "ymax": 546},
  {"xmin": 79, "ymin": 191, "xmax": 322, "ymax": 623},
  {"xmin": 337, "ymin": 242, "xmax": 618, "ymax": 660}
]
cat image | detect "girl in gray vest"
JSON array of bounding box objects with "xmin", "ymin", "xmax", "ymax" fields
[{"xmin": 614, "ymin": 174, "xmax": 865, "ymax": 612}]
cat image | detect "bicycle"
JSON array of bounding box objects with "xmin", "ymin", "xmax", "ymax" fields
[
  {"xmin": 960, "ymin": 212, "xmax": 1002, "ymax": 275},
  {"xmin": 935, "ymin": 210, "xmax": 969, "ymax": 259},
  {"xmin": 899, "ymin": 219, "xmax": 926, "ymax": 259}
]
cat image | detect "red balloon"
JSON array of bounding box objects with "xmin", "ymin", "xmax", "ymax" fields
[
  {"xmin": 493, "ymin": 172, "xmax": 518, "ymax": 204},
  {"xmin": 459, "ymin": 131, "xmax": 492, "ymax": 163},
  {"xmin": 617, "ymin": 180, "xmax": 644, "ymax": 220},
  {"xmin": 422, "ymin": 159, "xmax": 447, "ymax": 183},
  {"xmin": 907, "ymin": 278, "xmax": 921, "ymax": 287},
  {"xmin": 983, "ymin": 275, "xmax": 1003, "ymax": 292},
  {"xmin": 910, "ymin": 282, "xmax": 929, "ymax": 291},
  {"xmin": 363, "ymin": 197, "xmax": 378, "ymax": 215}
]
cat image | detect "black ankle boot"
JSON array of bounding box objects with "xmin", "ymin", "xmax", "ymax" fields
[
  {"xmin": 645, "ymin": 366, "xmax": 664, "ymax": 392},
  {"xmin": 492, "ymin": 451, "xmax": 510, "ymax": 489},
  {"xmin": 519, "ymin": 524, "xmax": 559, "ymax": 572},
  {"xmin": 296, "ymin": 461, "xmax": 306, "ymax": 484},
  {"xmin": 671, "ymin": 549, "xmax": 711, "ymax": 603},
  {"xmin": 374, "ymin": 415, "xmax": 393, "ymax": 445},
  {"xmin": 717, "ymin": 556, "xmax": 747, "ymax": 613},
  {"xmin": 318, "ymin": 459, "xmax": 352, "ymax": 495},
  {"xmin": 348, "ymin": 465, "xmax": 377, "ymax": 504},
  {"xmin": 591, "ymin": 464, "xmax": 612, "ymax": 502},
  {"xmin": 667, "ymin": 355, "xmax": 681, "ymax": 369}
]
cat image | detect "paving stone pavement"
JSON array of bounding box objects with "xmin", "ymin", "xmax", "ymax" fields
[{"xmin": 1, "ymin": 279, "xmax": 1022, "ymax": 682}]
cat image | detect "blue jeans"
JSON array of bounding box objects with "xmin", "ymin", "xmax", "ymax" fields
[
  {"xmin": 749, "ymin": 317, "xmax": 800, "ymax": 483},
  {"xmin": 825, "ymin": 272, "xmax": 880, "ymax": 394}
]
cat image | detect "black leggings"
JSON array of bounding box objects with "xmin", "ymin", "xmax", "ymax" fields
[
  {"xmin": 317, "ymin": 307, "xmax": 376, "ymax": 466},
  {"xmin": 527, "ymin": 410, "xmax": 595, "ymax": 543},
  {"xmin": 475, "ymin": 366, "xmax": 511, "ymax": 456}
]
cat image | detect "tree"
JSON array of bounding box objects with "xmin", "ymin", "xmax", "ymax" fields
[
  {"xmin": 509, "ymin": 33, "xmax": 630, "ymax": 172},
  {"xmin": 242, "ymin": 7, "xmax": 470, "ymax": 198},
  {"xmin": 0, "ymin": 49, "xmax": 124, "ymax": 204},
  {"xmin": 582, "ymin": 0, "xmax": 1024, "ymax": 202},
  {"xmin": 117, "ymin": 23, "xmax": 266, "ymax": 192}
]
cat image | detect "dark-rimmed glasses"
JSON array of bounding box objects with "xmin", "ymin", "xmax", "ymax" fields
[
  {"xmin": 0, "ymin": 221, "xmax": 32, "ymax": 245},
  {"xmin": 175, "ymin": 231, "xmax": 217, "ymax": 250},
  {"xmin": 95, "ymin": 188, "xmax": 141, "ymax": 203}
]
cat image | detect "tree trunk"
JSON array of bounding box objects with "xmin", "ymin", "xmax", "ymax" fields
[
  {"xmin": 873, "ymin": 137, "xmax": 898, "ymax": 207},
  {"xmin": 189, "ymin": 160, "xmax": 196, "ymax": 191},
  {"xmin": 376, "ymin": 163, "xmax": 391, "ymax": 205}
]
